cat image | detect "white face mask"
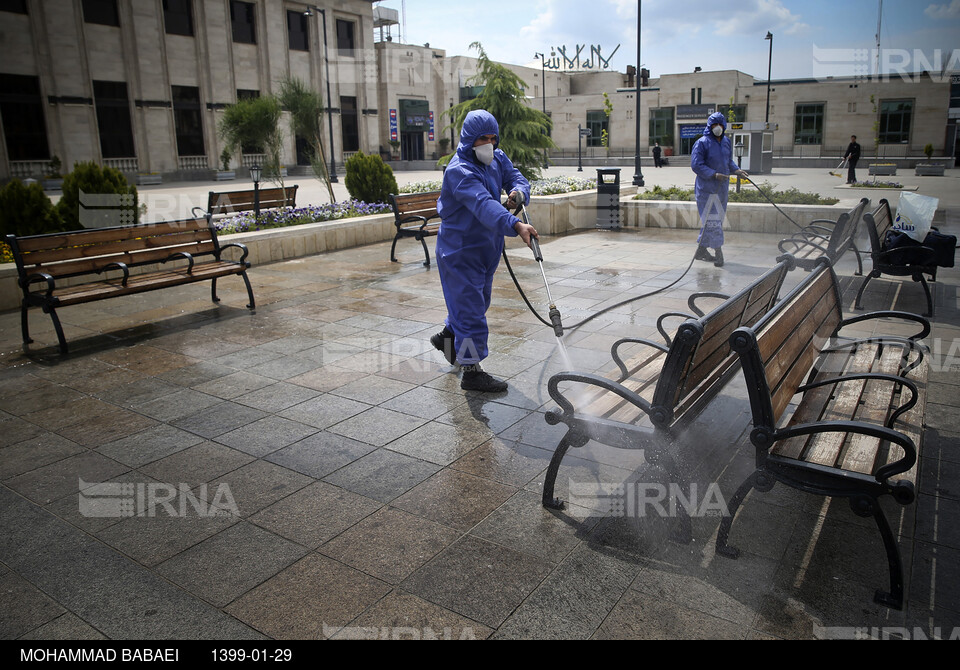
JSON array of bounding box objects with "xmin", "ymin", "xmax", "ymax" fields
[
  {"xmin": 473, "ymin": 143, "xmax": 495, "ymax": 165},
  {"xmin": 712, "ymin": 125, "xmax": 724, "ymax": 137}
]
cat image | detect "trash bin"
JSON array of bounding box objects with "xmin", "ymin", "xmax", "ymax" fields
[{"xmin": 596, "ymin": 168, "xmax": 621, "ymax": 229}]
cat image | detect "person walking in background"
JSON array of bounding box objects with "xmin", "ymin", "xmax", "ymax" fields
[
  {"xmin": 690, "ymin": 112, "xmax": 748, "ymax": 268},
  {"xmin": 652, "ymin": 142, "xmax": 663, "ymax": 168},
  {"xmin": 430, "ymin": 109, "xmax": 537, "ymax": 393},
  {"xmin": 844, "ymin": 135, "xmax": 861, "ymax": 184}
]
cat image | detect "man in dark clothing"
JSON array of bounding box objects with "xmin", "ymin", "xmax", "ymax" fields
[
  {"xmin": 652, "ymin": 142, "xmax": 662, "ymax": 168},
  {"xmin": 844, "ymin": 135, "xmax": 861, "ymax": 184}
]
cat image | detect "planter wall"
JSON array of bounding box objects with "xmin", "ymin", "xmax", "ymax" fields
[
  {"xmin": 868, "ymin": 164, "xmax": 897, "ymax": 176},
  {"xmin": 915, "ymin": 164, "xmax": 945, "ymax": 176},
  {"xmin": 137, "ymin": 174, "xmax": 163, "ymax": 185}
]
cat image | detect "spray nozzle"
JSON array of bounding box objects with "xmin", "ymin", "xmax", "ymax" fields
[
  {"xmin": 548, "ymin": 305, "xmax": 564, "ymax": 338},
  {"xmin": 529, "ymin": 236, "xmax": 543, "ymax": 262}
]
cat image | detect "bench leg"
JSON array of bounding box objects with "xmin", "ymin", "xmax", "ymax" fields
[
  {"xmin": 715, "ymin": 471, "xmax": 765, "ymax": 559},
  {"xmin": 913, "ymin": 272, "xmax": 934, "ymax": 317},
  {"xmin": 854, "ymin": 272, "xmax": 877, "ymax": 310},
  {"xmin": 211, "ymin": 278, "xmax": 220, "ymax": 304},
  {"xmin": 42, "ymin": 304, "xmax": 68, "ymax": 354},
  {"xmin": 852, "ymin": 496, "xmax": 905, "ymax": 610},
  {"xmin": 240, "ymin": 271, "xmax": 256, "ymax": 310},
  {"xmin": 851, "ymin": 244, "xmax": 864, "ymax": 276},
  {"xmin": 419, "ymin": 236, "xmax": 431, "ymax": 267},
  {"xmin": 20, "ymin": 301, "xmax": 33, "ymax": 345},
  {"xmin": 542, "ymin": 429, "xmax": 588, "ymax": 510},
  {"xmin": 390, "ymin": 234, "xmax": 401, "ymax": 262}
]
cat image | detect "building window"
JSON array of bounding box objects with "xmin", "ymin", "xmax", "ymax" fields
[
  {"xmin": 82, "ymin": 0, "xmax": 119, "ymax": 26},
  {"xmin": 648, "ymin": 107, "xmax": 674, "ymax": 146},
  {"xmin": 793, "ymin": 102, "xmax": 824, "ymax": 145},
  {"xmin": 163, "ymin": 0, "xmax": 193, "ymax": 37},
  {"xmin": 230, "ymin": 0, "xmax": 256, "ymax": 44},
  {"xmin": 586, "ymin": 110, "xmax": 607, "ymax": 148},
  {"xmin": 718, "ymin": 104, "xmax": 746, "ymax": 122},
  {"xmin": 690, "ymin": 88, "xmax": 702, "ymax": 105},
  {"xmin": 848, "ymin": 102, "xmax": 857, "ymax": 113},
  {"xmin": 879, "ymin": 99, "xmax": 913, "ymax": 144},
  {"xmin": 0, "ymin": 0, "xmax": 28, "ymax": 14},
  {"xmin": 93, "ymin": 80, "xmax": 135, "ymax": 158},
  {"xmin": 237, "ymin": 89, "xmax": 259, "ymax": 100},
  {"xmin": 287, "ymin": 10, "xmax": 308, "ymax": 51},
  {"xmin": 0, "ymin": 73, "xmax": 49, "ymax": 160},
  {"xmin": 172, "ymin": 85, "xmax": 204, "ymax": 156},
  {"xmin": 341, "ymin": 96, "xmax": 359, "ymax": 152},
  {"xmin": 336, "ymin": 19, "xmax": 355, "ymax": 56}
]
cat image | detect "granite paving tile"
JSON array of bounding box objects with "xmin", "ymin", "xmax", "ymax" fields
[
  {"xmin": 214, "ymin": 416, "xmax": 319, "ymax": 458},
  {"xmin": 330, "ymin": 590, "xmax": 493, "ymax": 639},
  {"xmin": 322, "ymin": 448, "xmax": 441, "ymax": 504},
  {"xmin": 264, "ymin": 431, "xmax": 376, "ymax": 479}
]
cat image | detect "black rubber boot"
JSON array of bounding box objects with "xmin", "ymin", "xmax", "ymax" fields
[
  {"xmin": 713, "ymin": 248, "xmax": 724, "ymax": 267},
  {"xmin": 694, "ymin": 245, "xmax": 716, "ymax": 262},
  {"xmin": 430, "ymin": 326, "xmax": 456, "ymax": 366},
  {"xmin": 460, "ymin": 364, "xmax": 507, "ymax": 393}
]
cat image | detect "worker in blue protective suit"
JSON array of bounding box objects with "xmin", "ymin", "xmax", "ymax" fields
[
  {"xmin": 690, "ymin": 111, "xmax": 748, "ymax": 267},
  {"xmin": 430, "ymin": 109, "xmax": 538, "ymax": 393}
]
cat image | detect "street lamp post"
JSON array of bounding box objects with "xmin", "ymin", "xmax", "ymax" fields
[
  {"xmin": 734, "ymin": 139, "xmax": 744, "ymax": 193},
  {"xmin": 764, "ymin": 32, "xmax": 773, "ymax": 124},
  {"xmin": 306, "ymin": 5, "xmax": 339, "ymax": 182},
  {"xmin": 534, "ymin": 52, "xmax": 548, "ymax": 168},
  {"xmin": 250, "ymin": 164, "xmax": 262, "ymax": 220},
  {"xmin": 632, "ymin": 3, "xmax": 644, "ymax": 187}
]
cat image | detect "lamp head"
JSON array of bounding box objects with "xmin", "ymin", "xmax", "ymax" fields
[
  {"xmin": 250, "ymin": 164, "xmax": 261, "ymax": 183},
  {"xmin": 765, "ymin": 31, "xmax": 773, "ymax": 40}
]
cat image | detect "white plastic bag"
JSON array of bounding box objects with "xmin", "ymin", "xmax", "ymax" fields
[{"xmin": 893, "ymin": 192, "xmax": 938, "ymax": 241}]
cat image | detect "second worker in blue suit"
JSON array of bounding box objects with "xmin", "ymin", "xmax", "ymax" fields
[
  {"xmin": 430, "ymin": 110, "xmax": 538, "ymax": 393},
  {"xmin": 690, "ymin": 111, "xmax": 748, "ymax": 267}
]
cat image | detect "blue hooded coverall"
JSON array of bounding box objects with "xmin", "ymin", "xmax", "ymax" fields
[
  {"xmin": 435, "ymin": 110, "xmax": 530, "ymax": 365},
  {"xmin": 690, "ymin": 112, "xmax": 740, "ymax": 250}
]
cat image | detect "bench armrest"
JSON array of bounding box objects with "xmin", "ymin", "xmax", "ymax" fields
[
  {"xmin": 218, "ymin": 242, "xmax": 250, "ymax": 264},
  {"xmin": 772, "ymin": 419, "xmax": 917, "ymax": 485},
  {"xmin": 687, "ymin": 292, "xmax": 730, "ymax": 317},
  {"xmin": 654, "ymin": 312, "xmax": 695, "ymax": 347},
  {"xmin": 798, "ymin": 372, "xmax": 918, "ymax": 428},
  {"xmin": 23, "ymin": 272, "xmax": 56, "ymax": 297},
  {"xmin": 163, "ymin": 251, "xmax": 195, "ymax": 273},
  {"xmin": 838, "ymin": 311, "xmax": 931, "ymax": 342},
  {"xmin": 547, "ymin": 371, "xmax": 653, "ymax": 420},
  {"xmin": 97, "ymin": 261, "xmax": 130, "ymax": 287},
  {"xmin": 823, "ymin": 336, "xmax": 928, "ymax": 377},
  {"xmin": 610, "ymin": 338, "xmax": 670, "ymax": 380},
  {"xmin": 778, "ymin": 237, "xmax": 830, "ymax": 256}
]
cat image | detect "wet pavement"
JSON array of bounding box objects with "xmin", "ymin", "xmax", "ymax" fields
[{"xmin": 1, "ymin": 167, "xmax": 959, "ymax": 640}]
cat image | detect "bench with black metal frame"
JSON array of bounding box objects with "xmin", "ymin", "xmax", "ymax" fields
[
  {"xmin": 541, "ymin": 258, "xmax": 794, "ymax": 540},
  {"xmin": 776, "ymin": 197, "xmax": 869, "ymax": 273},
  {"xmin": 717, "ymin": 258, "xmax": 929, "ymax": 609},
  {"xmin": 206, "ymin": 185, "xmax": 299, "ymax": 219},
  {"xmin": 7, "ymin": 218, "xmax": 255, "ymax": 355},
  {"xmin": 856, "ymin": 198, "xmax": 938, "ymax": 317},
  {"xmin": 389, "ymin": 191, "xmax": 441, "ymax": 267}
]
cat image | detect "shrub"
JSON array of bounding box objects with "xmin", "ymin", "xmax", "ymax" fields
[
  {"xmin": 0, "ymin": 178, "xmax": 63, "ymax": 238},
  {"xmin": 344, "ymin": 152, "xmax": 398, "ymax": 204},
  {"xmin": 56, "ymin": 161, "xmax": 140, "ymax": 231}
]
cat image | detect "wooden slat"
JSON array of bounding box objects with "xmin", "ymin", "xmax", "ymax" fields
[
  {"xmin": 22, "ymin": 229, "xmax": 211, "ymax": 266},
  {"xmin": 803, "ymin": 344, "xmax": 879, "ymax": 467},
  {"xmin": 839, "ymin": 344, "xmax": 904, "ymax": 474},
  {"xmin": 26, "ymin": 241, "xmax": 218, "ymax": 279},
  {"xmin": 14, "ymin": 219, "xmax": 207, "ymax": 253}
]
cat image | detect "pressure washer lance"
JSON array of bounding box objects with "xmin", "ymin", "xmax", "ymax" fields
[{"xmin": 518, "ymin": 204, "xmax": 564, "ymax": 338}]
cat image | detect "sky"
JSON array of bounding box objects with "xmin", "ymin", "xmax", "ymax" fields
[{"xmin": 374, "ymin": 0, "xmax": 960, "ymax": 81}]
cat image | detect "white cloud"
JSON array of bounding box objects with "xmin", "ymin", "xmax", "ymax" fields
[{"xmin": 925, "ymin": 0, "xmax": 960, "ymax": 19}]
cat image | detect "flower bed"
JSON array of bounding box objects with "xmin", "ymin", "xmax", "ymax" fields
[
  {"xmin": 851, "ymin": 180, "xmax": 904, "ymax": 189},
  {"xmin": 213, "ymin": 200, "xmax": 392, "ymax": 235},
  {"xmin": 634, "ymin": 182, "xmax": 839, "ymax": 205},
  {"xmin": 398, "ymin": 175, "xmax": 598, "ymax": 197}
]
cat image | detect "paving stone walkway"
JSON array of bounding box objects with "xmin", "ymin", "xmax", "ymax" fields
[{"xmin": 1, "ymin": 222, "xmax": 958, "ymax": 639}]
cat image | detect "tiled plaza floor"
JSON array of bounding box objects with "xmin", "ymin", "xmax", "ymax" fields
[{"xmin": 1, "ymin": 224, "xmax": 958, "ymax": 640}]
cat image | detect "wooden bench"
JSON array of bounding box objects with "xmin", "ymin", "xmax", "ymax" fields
[
  {"xmin": 207, "ymin": 185, "xmax": 298, "ymax": 218},
  {"xmin": 541, "ymin": 258, "xmax": 793, "ymax": 536},
  {"xmin": 717, "ymin": 259, "xmax": 930, "ymax": 609},
  {"xmin": 776, "ymin": 197, "xmax": 869, "ymax": 272},
  {"xmin": 855, "ymin": 199, "xmax": 938, "ymax": 317},
  {"xmin": 7, "ymin": 218, "xmax": 255, "ymax": 354},
  {"xmin": 389, "ymin": 191, "xmax": 441, "ymax": 267}
]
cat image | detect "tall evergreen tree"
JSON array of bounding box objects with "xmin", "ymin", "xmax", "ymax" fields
[
  {"xmin": 277, "ymin": 76, "xmax": 336, "ymax": 203},
  {"xmin": 441, "ymin": 42, "xmax": 554, "ymax": 181}
]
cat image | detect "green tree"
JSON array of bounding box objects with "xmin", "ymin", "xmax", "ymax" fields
[
  {"xmin": 344, "ymin": 152, "xmax": 398, "ymax": 204},
  {"xmin": 55, "ymin": 162, "xmax": 139, "ymax": 231},
  {"xmin": 277, "ymin": 76, "xmax": 336, "ymax": 203},
  {"xmin": 0, "ymin": 179, "xmax": 63, "ymax": 237},
  {"xmin": 440, "ymin": 42, "xmax": 555, "ymax": 181},
  {"xmin": 601, "ymin": 92, "xmax": 613, "ymax": 151},
  {"xmin": 219, "ymin": 95, "xmax": 285, "ymax": 188}
]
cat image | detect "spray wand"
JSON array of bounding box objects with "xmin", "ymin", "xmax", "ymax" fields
[{"xmin": 519, "ymin": 204, "xmax": 564, "ymax": 337}]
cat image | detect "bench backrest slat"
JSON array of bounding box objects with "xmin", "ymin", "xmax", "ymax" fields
[
  {"xmin": 733, "ymin": 264, "xmax": 843, "ymax": 427},
  {"xmin": 390, "ymin": 192, "xmax": 440, "ymax": 220},
  {"xmin": 11, "ymin": 219, "xmax": 218, "ymax": 280},
  {"xmin": 863, "ymin": 199, "xmax": 893, "ymax": 259},
  {"xmin": 208, "ymin": 185, "xmax": 298, "ymax": 215},
  {"xmin": 651, "ymin": 259, "xmax": 790, "ymax": 424},
  {"xmin": 823, "ymin": 197, "xmax": 869, "ymax": 258}
]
